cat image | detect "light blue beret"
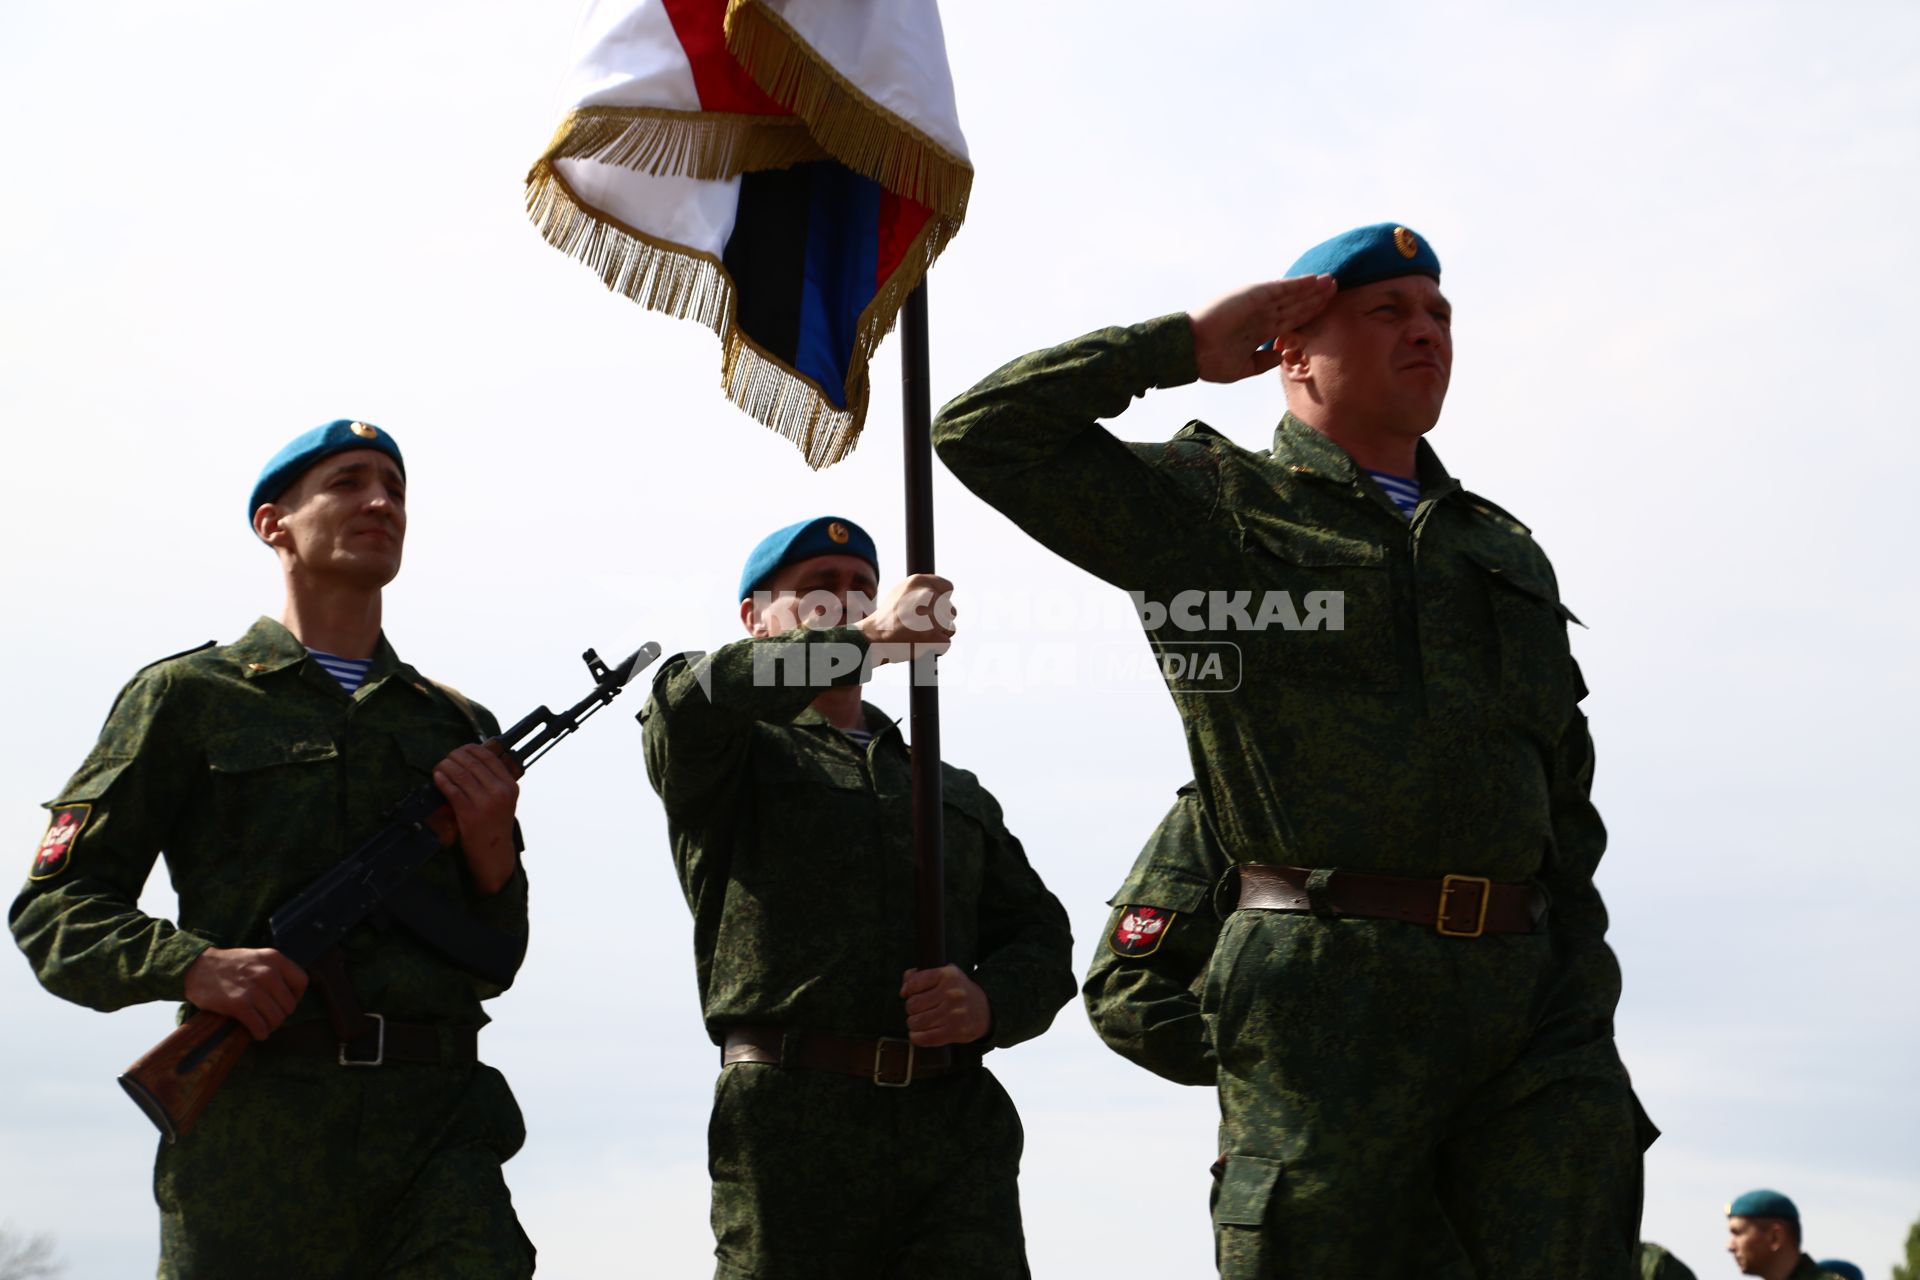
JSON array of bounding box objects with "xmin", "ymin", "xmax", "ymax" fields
[
  {"xmin": 739, "ymin": 516, "xmax": 879, "ymax": 601},
  {"xmin": 1727, "ymin": 1189, "xmax": 1799, "ymax": 1220},
  {"xmin": 248, "ymin": 420, "xmax": 403, "ymax": 525},
  {"xmin": 1818, "ymin": 1262, "xmax": 1863, "ymax": 1280},
  {"xmin": 1288, "ymin": 222, "xmax": 1441, "ymax": 290}
]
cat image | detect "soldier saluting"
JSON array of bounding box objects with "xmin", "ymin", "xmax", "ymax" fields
[
  {"xmin": 935, "ymin": 224, "xmax": 1648, "ymax": 1275},
  {"xmin": 11, "ymin": 421, "xmax": 536, "ymax": 1277},
  {"xmin": 639, "ymin": 516, "xmax": 1074, "ymax": 1279}
]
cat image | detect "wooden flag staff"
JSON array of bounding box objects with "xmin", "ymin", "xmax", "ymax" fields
[{"xmin": 899, "ymin": 281, "xmax": 945, "ymax": 970}]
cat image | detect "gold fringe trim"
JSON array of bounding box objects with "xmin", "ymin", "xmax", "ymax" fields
[
  {"xmin": 724, "ymin": 0, "xmax": 973, "ymax": 223},
  {"xmin": 533, "ymin": 105, "xmax": 829, "ymax": 182},
  {"xmin": 529, "ymin": 157, "xmax": 957, "ymax": 468}
]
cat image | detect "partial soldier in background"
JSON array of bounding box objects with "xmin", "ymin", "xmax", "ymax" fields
[
  {"xmin": 936, "ymin": 222, "xmax": 1649, "ymax": 1275},
  {"xmin": 1637, "ymin": 1240, "xmax": 1699, "ymax": 1279},
  {"xmin": 10, "ymin": 421, "xmax": 535, "ymax": 1277},
  {"xmin": 1726, "ymin": 1190, "xmax": 1846, "ymax": 1279},
  {"xmin": 639, "ymin": 515, "xmax": 1075, "ymax": 1279},
  {"xmin": 1814, "ymin": 1262, "xmax": 1864, "ymax": 1280}
]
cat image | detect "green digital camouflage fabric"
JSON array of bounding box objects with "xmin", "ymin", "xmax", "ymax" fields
[
  {"xmin": 1082, "ymin": 782, "xmax": 1226, "ymax": 1087},
  {"xmin": 1635, "ymin": 1241, "xmax": 1699, "ymax": 1280},
  {"xmin": 640, "ymin": 626, "xmax": 1074, "ymax": 1278},
  {"xmin": 10, "ymin": 617, "xmax": 533, "ymax": 1278},
  {"xmin": 934, "ymin": 316, "xmax": 1647, "ymax": 1275}
]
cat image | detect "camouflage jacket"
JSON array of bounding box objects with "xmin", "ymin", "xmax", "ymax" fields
[
  {"xmin": 10, "ymin": 617, "xmax": 528, "ymax": 1026},
  {"xmin": 639, "ymin": 626, "xmax": 1075, "ymax": 1048},
  {"xmin": 934, "ymin": 314, "xmax": 1619, "ymax": 1024}
]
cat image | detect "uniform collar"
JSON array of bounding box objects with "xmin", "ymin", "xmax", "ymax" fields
[
  {"xmin": 1271, "ymin": 412, "xmax": 1461, "ymax": 498},
  {"xmin": 232, "ymin": 616, "xmax": 410, "ymax": 688},
  {"xmin": 792, "ymin": 700, "xmax": 902, "ymax": 743}
]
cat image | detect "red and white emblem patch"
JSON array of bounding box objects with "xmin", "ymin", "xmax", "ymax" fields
[
  {"xmin": 29, "ymin": 805, "xmax": 90, "ymax": 881},
  {"xmin": 1109, "ymin": 905, "xmax": 1175, "ymax": 958}
]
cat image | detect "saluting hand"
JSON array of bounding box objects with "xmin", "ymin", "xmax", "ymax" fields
[
  {"xmin": 184, "ymin": 946, "xmax": 309, "ymax": 1040},
  {"xmin": 435, "ymin": 743, "xmax": 521, "ymax": 896},
  {"xmin": 900, "ymin": 964, "xmax": 991, "ymax": 1047},
  {"xmin": 1188, "ymin": 274, "xmax": 1338, "ymax": 383}
]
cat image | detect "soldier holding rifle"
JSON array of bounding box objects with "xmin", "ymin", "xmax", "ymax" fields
[
  {"xmin": 11, "ymin": 421, "xmax": 536, "ymax": 1278},
  {"xmin": 639, "ymin": 515, "xmax": 1074, "ymax": 1279}
]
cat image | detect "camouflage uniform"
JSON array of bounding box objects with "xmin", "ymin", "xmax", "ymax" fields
[
  {"xmin": 1634, "ymin": 1241, "xmax": 1699, "ymax": 1280},
  {"xmin": 640, "ymin": 626, "xmax": 1075, "ymax": 1280},
  {"xmin": 10, "ymin": 618, "xmax": 534, "ymax": 1279},
  {"xmin": 935, "ymin": 315, "xmax": 1648, "ymax": 1276}
]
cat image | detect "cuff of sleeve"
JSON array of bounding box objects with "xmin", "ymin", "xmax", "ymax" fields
[
  {"xmin": 468, "ymin": 862, "xmax": 530, "ymax": 933},
  {"xmin": 1138, "ymin": 313, "xmax": 1201, "ymax": 389},
  {"xmin": 972, "ymin": 968, "xmax": 1040, "ymax": 1051},
  {"xmin": 149, "ymin": 929, "xmax": 218, "ymax": 999}
]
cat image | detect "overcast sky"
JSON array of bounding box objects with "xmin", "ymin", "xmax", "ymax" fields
[{"xmin": 2, "ymin": 2, "xmax": 1916, "ymax": 1276}]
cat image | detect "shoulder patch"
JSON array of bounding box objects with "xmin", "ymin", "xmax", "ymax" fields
[
  {"xmin": 135, "ymin": 641, "xmax": 216, "ymax": 674},
  {"xmin": 29, "ymin": 804, "xmax": 91, "ymax": 880},
  {"xmin": 1110, "ymin": 905, "xmax": 1176, "ymax": 957}
]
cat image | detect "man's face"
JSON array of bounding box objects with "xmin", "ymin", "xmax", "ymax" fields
[
  {"xmin": 742, "ymin": 553, "xmax": 880, "ymax": 637},
  {"xmin": 261, "ymin": 449, "xmax": 407, "ymax": 587},
  {"xmin": 1726, "ymin": 1216, "xmax": 1785, "ymax": 1273},
  {"xmin": 1285, "ymin": 274, "xmax": 1453, "ymax": 436}
]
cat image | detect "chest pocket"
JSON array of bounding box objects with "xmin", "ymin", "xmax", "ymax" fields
[
  {"xmin": 938, "ymin": 777, "xmax": 994, "ymax": 919},
  {"xmin": 204, "ymin": 731, "xmax": 341, "ymax": 883},
  {"xmin": 1230, "ymin": 518, "xmax": 1398, "ymax": 693},
  {"xmin": 1466, "ymin": 549, "xmax": 1577, "ymax": 737},
  {"xmin": 751, "ymin": 736, "xmax": 872, "ymax": 851}
]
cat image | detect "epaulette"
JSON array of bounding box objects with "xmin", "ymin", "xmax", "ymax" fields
[
  {"xmin": 1461, "ymin": 492, "xmax": 1532, "ymax": 536},
  {"xmin": 134, "ymin": 641, "xmax": 216, "ymax": 674},
  {"xmin": 1171, "ymin": 419, "xmax": 1227, "ymax": 442}
]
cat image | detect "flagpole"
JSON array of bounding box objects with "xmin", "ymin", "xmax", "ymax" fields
[{"xmin": 900, "ymin": 280, "xmax": 945, "ymax": 971}]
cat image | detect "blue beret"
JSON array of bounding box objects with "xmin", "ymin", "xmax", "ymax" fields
[
  {"xmin": 1288, "ymin": 222, "xmax": 1441, "ymax": 290},
  {"xmin": 248, "ymin": 420, "xmax": 404, "ymax": 526},
  {"xmin": 1818, "ymin": 1262, "xmax": 1864, "ymax": 1280},
  {"xmin": 738, "ymin": 516, "xmax": 879, "ymax": 600},
  {"xmin": 1727, "ymin": 1190, "xmax": 1799, "ymax": 1220}
]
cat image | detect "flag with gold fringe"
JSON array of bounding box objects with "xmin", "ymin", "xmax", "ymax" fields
[{"xmin": 526, "ymin": 0, "xmax": 971, "ymax": 468}]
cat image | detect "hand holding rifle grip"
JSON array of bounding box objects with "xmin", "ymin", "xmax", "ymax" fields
[{"xmin": 117, "ymin": 641, "xmax": 659, "ymax": 1143}]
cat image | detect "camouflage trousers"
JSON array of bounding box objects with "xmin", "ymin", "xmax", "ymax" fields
[
  {"xmin": 1204, "ymin": 912, "xmax": 1646, "ymax": 1279},
  {"xmin": 155, "ymin": 1048, "xmax": 533, "ymax": 1279},
  {"xmin": 707, "ymin": 1060, "xmax": 1030, "ymax": 1279}
]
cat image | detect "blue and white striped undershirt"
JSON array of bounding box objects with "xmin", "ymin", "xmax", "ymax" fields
[
  {"xmin": 1364, "ymin": 469, "xmax": 1421, "ymax": 517},
  {"xmin": 840, "ymin": 726, "xmax": 874, "ymax": 750},
  {"xmin": 308, "ymin": 650, "xmax": 374, "ymax": 694}
]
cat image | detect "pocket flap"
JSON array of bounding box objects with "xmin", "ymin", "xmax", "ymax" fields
[
  {"xmin": 206, "ymin": 732, "xmax": 339, "ymax": 773},
  {"xmin": 1242, "ymin": 518, "xmax": 1386, "ymax": 568},
  {"xmin": 1215, "ymin": 1154, "xmax": 1283, "ymax": 1227}
]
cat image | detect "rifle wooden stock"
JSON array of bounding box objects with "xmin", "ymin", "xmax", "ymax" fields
[{"xmin": 119, "ymin": 1010, "xmax": 250, "ymax": 1144}]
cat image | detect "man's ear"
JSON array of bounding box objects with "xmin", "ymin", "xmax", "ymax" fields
[
  {"xmin": 739, "ymin": 595, "xmax": 762, "ymax": 638},
  {"xmin": 1278, "ymin": 334, "xmax": 1313, "ymax": 386},
  {"xmin": 254, "ymin": 503, "xmax": 289, "ymax": 547}
]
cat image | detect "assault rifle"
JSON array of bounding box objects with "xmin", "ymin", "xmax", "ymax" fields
[{"xmin": 119, "ymin": 642, "xmax": 661, "ymax": 1142}]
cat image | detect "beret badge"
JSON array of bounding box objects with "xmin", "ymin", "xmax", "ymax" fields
[
  {"xmin": 349, "ymin": 422, "xmax": 378, "ymax": 439},
  {"xmin": 827, "ymin": 521, "xmax": 851, "ymax": 544},
  {"xmin": 1393, "ymin": 227, "xmax": 1418, "ymax": 259}
]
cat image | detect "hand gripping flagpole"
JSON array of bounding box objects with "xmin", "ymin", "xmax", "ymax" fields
[{"xmin": 900, "ymin": 281, "xmax": 945, "ymax": 971}]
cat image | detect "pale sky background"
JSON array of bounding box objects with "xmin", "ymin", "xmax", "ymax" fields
[{"xmin": 2, "ymin": 2, "xmax": 1917, "ymax": 1276}]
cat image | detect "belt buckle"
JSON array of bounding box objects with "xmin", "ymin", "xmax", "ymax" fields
[
  {"xmin": 1435, "ymin": 875, "xmax": 1491, "ymax": 938},
  {"xmin": 339, "ymin": 1013, "xmax": 386, "ymax": 1067},
  {"xmin": 873, "ymin": 1036, "xmax": 915, "ymax": 1087}
]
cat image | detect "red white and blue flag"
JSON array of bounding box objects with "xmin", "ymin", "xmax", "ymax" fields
[{"xmin": 527, "ymin": 0, "xmax": 971, "ymax": 467}]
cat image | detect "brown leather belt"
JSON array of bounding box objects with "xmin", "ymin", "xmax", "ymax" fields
[
  {"xmin": 1235, "ymin": 864, "xmax": 1544, "ymax": 937},
  {"xmin": 721, "ymin": 1026, "xmax": 982, "ymax": 1086},
  {"xmin": 262, "ymin": 1015, "xmax": 479, "ymax": 1067}
]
